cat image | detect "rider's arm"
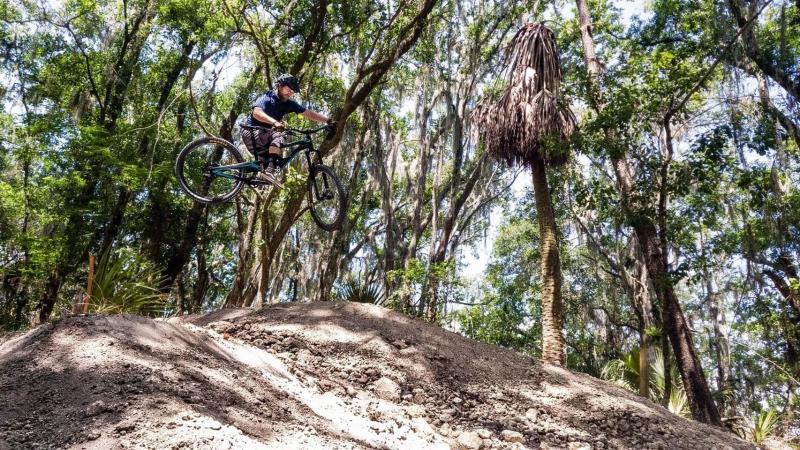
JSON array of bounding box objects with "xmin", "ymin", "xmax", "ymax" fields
[
  {"xmin": 252, "ymin": 107, "xmax": 281, "ymax": 126},
  {"xmin": 301, "ymin": 109, "xmax": 329, "ymax": 124}
]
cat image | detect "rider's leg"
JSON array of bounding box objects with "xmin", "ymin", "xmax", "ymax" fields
[
  {"xmin": 266, "ymin": 130, "xmax": 287, "ymax": 162},
  {"xmin": 262, "ymin": 131, "xmax": 287, "ymax": 175},
  {"xmin": 241, "ymin": 129, "xmax": 257, "ymax": 157},
  {"xmin": 260, "ymin": 138, "xmax": 286, "ymax": 187},
  {"xmin": 242, "ymin": 127, "xmax": 271, "ymax": 168}
]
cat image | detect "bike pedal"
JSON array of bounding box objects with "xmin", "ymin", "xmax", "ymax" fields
[{"xmin": 251, "ymin": 178, "xmax": 283, "ymax": 189}]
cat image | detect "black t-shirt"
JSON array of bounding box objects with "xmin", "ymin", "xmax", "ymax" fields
[{"xmin": 247, "ymin": 90, "xmax": 306, "ymax": 126}]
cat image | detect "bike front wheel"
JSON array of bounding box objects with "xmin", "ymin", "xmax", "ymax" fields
[
  {"xmin": 175, "ymin": 136, "xmax": 245, "ymax": 204},
  {"xmin": 307, "ymin": 164, "xmax": 347, "ymax": 231}
]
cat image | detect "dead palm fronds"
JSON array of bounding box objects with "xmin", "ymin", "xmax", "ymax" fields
[{"xmin": 475, "ymin": 23, "xmax": 576, "ymax": 166}]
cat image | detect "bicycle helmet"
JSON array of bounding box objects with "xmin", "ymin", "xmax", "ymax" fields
[{"xmin": 276, "ymin": 73, "xmax": 300, "ymax": 93}]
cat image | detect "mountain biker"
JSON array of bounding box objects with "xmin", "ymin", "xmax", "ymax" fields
[{"xmin": 241, "ymin": 73, "xmax": 332, "ymax": 187}]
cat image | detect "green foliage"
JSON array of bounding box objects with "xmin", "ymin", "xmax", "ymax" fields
[
  {"xmin": 0, "ymin": 0, "xmax": 798, "ymax": 435},
  {"xmin": 752, "ymin": 408, "xmax": 781, "ymax": 444},
  {"xmin": 336, "ymin": 276, "xmax": 385, "ymax": 305},
  {"xmin": 601, "ymin": 347, "xmax": 691, "ymax": 418},
  {"xmin": 88, "ymin": 249, "xmax": 166, "ymax": 315},
  {"xmin": 600, "ymin": 348, "xmax": 639, "ymax": 391}
]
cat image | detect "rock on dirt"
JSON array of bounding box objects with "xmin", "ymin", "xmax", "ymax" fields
[
  {"xmin": 372, "ymin": 376, "xmax": 401, "ymax": 401},
  {"xmin": 501, "ymin": 429, "xmax": 525, "ymax": 443},
  {"xmin": 0, "ymin": 302, "xmax": 758, "ymax": 450},
  {"xmin": 457, "ymin": 430, "xmax": 484, "ymax": 449}
]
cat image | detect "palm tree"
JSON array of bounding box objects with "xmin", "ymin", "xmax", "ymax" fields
[{"xmin": 476, "ymin": 23, "xmax": 576, "ymax": 365}]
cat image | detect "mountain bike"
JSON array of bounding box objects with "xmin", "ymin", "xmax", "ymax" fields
[{"xmin": 175, "ymin": 124, "xmax": 347, "ymax": 231}]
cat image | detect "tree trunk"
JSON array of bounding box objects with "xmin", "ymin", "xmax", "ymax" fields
[
  {"xmin": 229, "ymin": 0, "xmax": 439, "ymax": 309},
  {"xmin": 422, "ymin": 152, "xmax": 488, "ymax": 321},
  {"xmin": 661, "ymin": 328, "xmax": 672, "ymax": 407},
  {"xmin": 632, "ymin": 210, "xmax": 722, "ymax": 425},
  {"xmin": 224, "ymin": 198, "xmax": 262, "ymax": 307},
  {"xmin": 728, "ymin": 0, "xmax": 800, "ymax": 102},
  {"xmin": 531, "ymin": 155, "xmax": 564, "ymax": 366},
  {"xmin": 316, "ymin": 143, "xmax": 368, "ymax": 302},
  {"xmin": 707, "ymin": 274, "xmax": 730, "ymax": 412},
  {"xmin": 190, "ymin": 226, "xmax": 210, "ymax": 313},
  {"xmin": 575, "ymin": 0, "xmax": 721, "ymax": 425},
  {"xmin": 38, "ymin": 272, "xmax": 63, "ymax": 324},
  {"xmin": 633, "ymin": 252, "xmax": 653, "ymax": 399}
]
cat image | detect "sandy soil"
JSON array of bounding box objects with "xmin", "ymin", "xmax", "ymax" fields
[{"xmin": 0, "ymin": 302, "xmax": 757, "ymax": 449}]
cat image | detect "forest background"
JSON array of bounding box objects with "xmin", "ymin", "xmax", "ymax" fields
[{"xmin": 0, "ymin": 0, "xmax": 798, "ymax": 444}]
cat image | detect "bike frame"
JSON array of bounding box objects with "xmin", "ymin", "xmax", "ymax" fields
[{"xmin": 210, "ymin": 126, "xmax": 326, "ymax": 183}]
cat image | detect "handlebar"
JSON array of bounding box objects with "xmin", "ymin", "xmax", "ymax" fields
[{"xmin": 239, "ymin": 122, "xmax": 331, "ymax": 136}]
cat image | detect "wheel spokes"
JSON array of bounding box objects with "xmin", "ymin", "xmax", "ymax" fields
[
  {"xmin": 311, "ymin": 175, "xmax": 339, "ymax": 224},
  {"xmin": 183, "ymin": 143, "xmax": 240, "ymax": 199}
]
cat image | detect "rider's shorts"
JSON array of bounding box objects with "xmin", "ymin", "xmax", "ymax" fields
[{"xmin": 241, "ymin": 127, "xmax": 287, "ymax": 159}]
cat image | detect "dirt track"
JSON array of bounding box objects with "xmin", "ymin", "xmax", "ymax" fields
[{"xmin": 0, "ymin": 302, "xmax": 756, "ymax": 449}]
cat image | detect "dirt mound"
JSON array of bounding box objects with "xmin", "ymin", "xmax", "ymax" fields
[{"xmin": 0, "ymin": 302, "xmax": 755, "ymax": 450}]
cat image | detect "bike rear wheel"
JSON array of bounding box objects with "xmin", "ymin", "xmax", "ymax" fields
[
  {"xmin": 307, "ymin": 164, "xmax": 347, "ymax": 231},
  {"xmin": 175, "ymin": 137, "xmax": 245, "ymax": 204}
]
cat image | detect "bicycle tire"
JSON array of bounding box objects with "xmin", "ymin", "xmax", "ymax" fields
[
  {"xmin": 307, "ymin": 164, "xmax": 347, "ymax": 231},
  {"xmin": 175, "ymin": 136, "xmax": 245, "ymax": 204}
]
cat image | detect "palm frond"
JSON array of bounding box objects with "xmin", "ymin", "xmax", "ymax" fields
[
  {"xmin": 601, "ymin": 358, "xmax": 637, "ymax": 392},
  {"xmin": 336, "ymin": 276, "xmax": 385, "ymax": 305},
  {"xmin": 475, "ymin": 23, "xmax": 576, "ymax": 167},
  {"xmin": 667, "ymin": 388, "xmax": 691, "ymax": 418},
  {"xmin": 650, "ymin": 347, "xmax": 682, "ymax": 400},
  {"xmin": 89, "ymin": 248, "xmax": 166, "ymax": 315},
  {"xmin": 752, "ymin": 409, "xmax": 781, "ymax": 444},
  {"xmin": 601, "ymin": 345, "xmax": 693, "ymax": 419}
]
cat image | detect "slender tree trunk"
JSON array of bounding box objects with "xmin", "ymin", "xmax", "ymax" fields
[
  {"xmin": 190, "ymin": 227, "xmax": 210, "ymax": 313},
  {"xmin": 707, "ymin": 274, "xmax": 730, "ymax": 410},
  {"xmin": 162, "ymin": 204, "xmax": 208, "ymax": 290},
  {"xmin": 641, "ymin": 217, "xmax": 721, "ymax": 423},
  {"xmin": 632, "ymin": 252, "xmax": 653, "ymax": 398},
  {"xmin": 98, "ymin": 188, "xmax": 130, "ymax": 257},
  {"xmin": 38, "ymin": 272, "xmax": 63, "ymax": 324},
  {"xmin": 254, "ymin": 209, "xmax": 272, "ymax": 307},
  {"xmin": 316, "ymin": 129, "xmax": 369, "ymax": 302},
  {"xmin": 531, "ymin": 155, "xmax": 564, "ymax": 366},
  {"xmin": 422, "ymin": 152, "xmax": 488, "ymax": 321},
  {"xmin": 661, "ymin": 326, "xmax": 672, "ymax": 407},
  {"xmin": 369, "ymin": 120, "xmax": 406, "ymax": 306},
  {"xmin": 576, "ymin": 0, "xmax": 721, "ymax": 425},
  {"xmin": 225, "ymin": 199, "xmax": 263, "ymax": 307},
  {"xmin": 728, "ymin": 0, "xmax": 800, "ymax": 101}
]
